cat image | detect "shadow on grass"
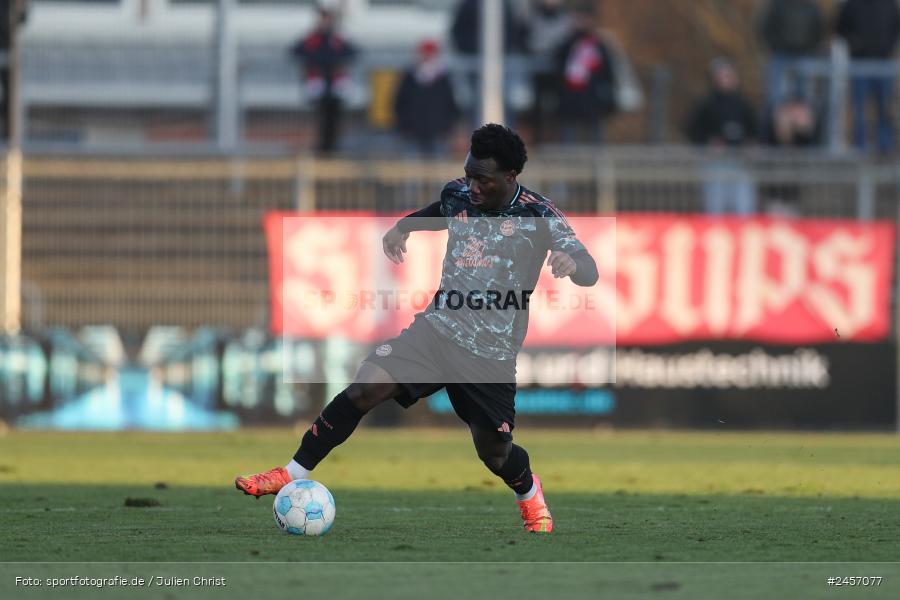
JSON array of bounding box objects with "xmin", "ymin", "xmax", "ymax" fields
[{"xmin": 1, "ymin": 484, "xmax": 899, "ymax": 564}]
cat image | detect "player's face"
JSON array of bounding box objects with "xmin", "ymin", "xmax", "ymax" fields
[{"xmin": 463, "ymin": 154, "xmax": 516, "ymax": 211}]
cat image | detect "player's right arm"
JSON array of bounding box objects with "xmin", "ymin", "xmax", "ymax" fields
[{"xmin": 383, "ymin": 201, "xmax": 447, "ymax": 264}]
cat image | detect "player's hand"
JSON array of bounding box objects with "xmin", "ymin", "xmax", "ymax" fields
[
  {"xmin": 547, "ymin": 250, "xmax": 577, "ymax": 279},
  {"xmin": 383, "ymin": 226, "xmax": 410, "ymax": 264}
]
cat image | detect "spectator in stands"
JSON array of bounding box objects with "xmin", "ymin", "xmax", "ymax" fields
[
  {"xmin": 450, "ymin": 0, "xmax": 530, "ymax": 126},
  {"xmin": 291, "ymin": 7, "xmax": 357, "ymax": 155},
  {"xmin": 760, "ymin": 93, "xmax": 821, "ymax": 217},
  {"xmin": 763, "ymin": 93, "xmax": 821, "ymax": 147},
  {"xmin": 836, "ymin": 0, "xmax": 900, "ymax": 155},
  {"xmin": 528, "ymin": 0, "xmax": 574, "ymax": 144},
  {"xmin": 555, "ymin": 7, "xmax": 617, "ymax": 145},
  {"xmin": 451, "ymin": 0, "xmax": 531, "ymax": 57},
  {"xmin": 0, "ymin": 0, "xmax": 27, "ymax": 141},
  {"xmin": 393, "ymin": 40, "xmax": 460, "ymax": 158},
  {"xmin": 686, "ymin": 58, "xmax": 758, "ymax": 215},
  {"xmin": 758, "ymin": 0, "xmax": 825, "ymax": 109}
]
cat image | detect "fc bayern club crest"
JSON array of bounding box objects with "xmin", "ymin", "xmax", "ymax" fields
[
  {"xmin": 375, "ymin": 344, "xmax": 392, "ymax": 357},
  {"xmin": 500, "ymin": 219, "xmax": 515, "ymax": 236}
]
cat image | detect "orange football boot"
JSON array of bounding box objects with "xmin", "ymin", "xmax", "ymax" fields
[
  {"xmin": 517, "ymin": 474, "xmax": 553, "ymax": 533},
  {"xmin": 234, "ymin": 466, "xmax": 292, "ymax": 498}
]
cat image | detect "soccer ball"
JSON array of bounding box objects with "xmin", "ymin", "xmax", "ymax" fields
[{"xmin": 272, "ymin": 479, "xmax": 336, "ymax": 536}]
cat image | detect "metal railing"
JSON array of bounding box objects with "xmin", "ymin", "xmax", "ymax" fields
[{"xmin": 7, "ymin": 150, "xmax": 898, "ymax": 334}]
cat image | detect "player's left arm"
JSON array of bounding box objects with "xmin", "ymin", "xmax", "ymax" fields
[{"xmin": 543, "ymin": 212, "xmax": 599, "ymax": 287}]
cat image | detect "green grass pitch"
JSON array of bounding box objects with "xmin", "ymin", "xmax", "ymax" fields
[{"xmin": 1, "ymin": 428, "xmax": 900, "ymax": 599}]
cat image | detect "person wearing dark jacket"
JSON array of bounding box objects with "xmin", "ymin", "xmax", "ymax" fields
[
  {"xmin": 450, "ymin": 0, "xmax": 530, "ymax": 56},
  {"xmin": 450, "ymin": 0, "xmax": 530, "ymax": 127},
  {"xmin": 291, "ymin": 8, "xmax": 357, "ymax": 154},
  {"xmin": 555, "ymin": 9, "xmax": 617, "ymax": 145},
  {"xmin": 758, "ymin": 0, "xmax": 824, "ymax": 107},
  {"xmin": 837, "ymin": 0, "xmax": 900, "ymax": 154},
  {"xmin": 686, "ymin": 59, "xmax": 758, "ymax": 215},
  {"xmin": 687, "ymin": 60, "xmax": 758, "ymax": 148},
  {"xmin": 0, "ymin": 0, "xmax": 27, "ymax": 140},
  {"xmin": 528, "ymin": 0, "xmax": 574, "ymax": 144},
  {"xmin": 393, "ymin": 40, "xmax": 459, "ymax": 157}
]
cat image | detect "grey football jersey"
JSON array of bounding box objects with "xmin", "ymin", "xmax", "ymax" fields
[{"xmin": 418, "ymin": 179, "xmax": 592, "ymax": 360}]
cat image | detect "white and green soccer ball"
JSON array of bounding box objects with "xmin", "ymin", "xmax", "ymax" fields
[{"xmin": 273, "ymin": 479, "xmax": 336, "ymax": 536}]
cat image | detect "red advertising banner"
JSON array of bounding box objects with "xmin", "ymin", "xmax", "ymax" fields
[
  {"xmin": 265, "ymin": 213, "xmax": 895, "ymax": 345},
  {"xmin": 611, "ymin": 216, "xmax": 895, "ymax": 344}
]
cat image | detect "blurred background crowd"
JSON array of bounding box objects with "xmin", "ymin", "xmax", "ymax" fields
[{"xmin": 3, "ymin": 0, "xmax": 898, "ymax": 160}]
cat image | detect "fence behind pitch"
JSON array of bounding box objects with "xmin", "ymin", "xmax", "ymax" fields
[{"xmin": 15, "ymin": 150, "xmax": 900, "ymax": 334}]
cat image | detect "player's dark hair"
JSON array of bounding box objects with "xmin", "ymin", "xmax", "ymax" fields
[{"xmin": 470, "ymin": 124, "xmax": 528, "ymax": 174}]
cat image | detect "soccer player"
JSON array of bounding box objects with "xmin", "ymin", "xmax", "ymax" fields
[{"xmin": 236, "ymin": 124, "xmax": 598, "ymax": 533}]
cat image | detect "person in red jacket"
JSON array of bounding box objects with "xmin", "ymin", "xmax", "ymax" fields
[
  {"xmin": 555, "ymin": 8, "xmax": 618, "ymax": 145},
  {"xmin": 291, "ymin": 8, "xmax": 357, "ymax": 154}
]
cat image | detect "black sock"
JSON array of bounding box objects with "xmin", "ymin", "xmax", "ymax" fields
[
  {"xmin": 293, "ymin": 391, "xmax": 364, "ymax": 470},
  {"xmin": 492, "ymin": 444, "xmax": 534, "ymax": 496}
]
